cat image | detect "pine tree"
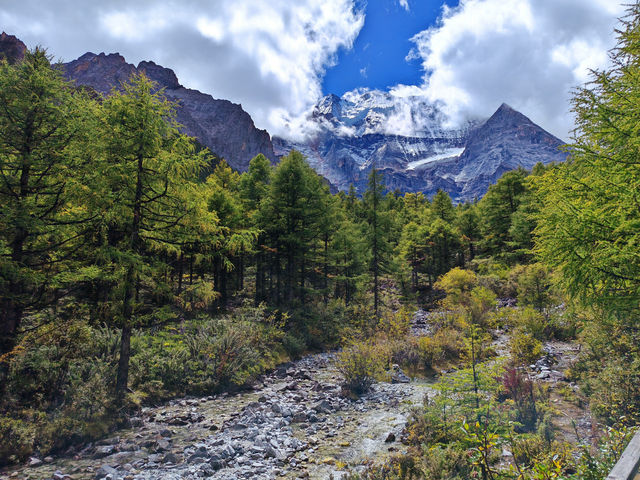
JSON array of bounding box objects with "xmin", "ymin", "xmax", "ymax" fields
[
  {"xmin": 363, "ymin": 168, "xmax": 391, "ymax": 317},
  {"xmin": 96, "ymin": 73, "xmax": 206, "ymax": 399},
  {"xmin": 0, "ymin": 49, "xmax": 94, "ymax": 357}
]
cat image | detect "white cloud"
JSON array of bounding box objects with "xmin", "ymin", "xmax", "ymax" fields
[
  {"xmin": 398, "ymin": 0, "xmax": 410, "ymax": 12},
  {"xmin": 0, "ymin": 0, "xmax": 364, "ymax": 140},
  {"xmin": 406, "ymin": 0, "xmax": 626, "ymax": 138}
]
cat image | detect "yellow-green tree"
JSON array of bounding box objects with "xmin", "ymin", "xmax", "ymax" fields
[
  {"xmin": 0, "ymin": 49, "xmax": 95, "ymax": 357},
  {"xmin": 535, "ymin": 5, "xmax": 640, "ymax": 423},
  {"xmin": 96, "ymin": 73, "xmax": 207, "ymax": 399}
]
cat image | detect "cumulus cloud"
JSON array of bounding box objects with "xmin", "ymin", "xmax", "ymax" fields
[
  {"xmin": 405, "ymin": 0, "xmax": 626, "ymax": 139},
  {"xmin": 0, "ymin": 0, "xmax": 364, "ymax": 140}
]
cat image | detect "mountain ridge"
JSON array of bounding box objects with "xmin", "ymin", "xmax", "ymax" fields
[
  {"xmin": 0, "ymin": 34, "xmax": 567, "ymax": 200},
  {"xmin": 62, "ymin": 51, "xmax": 277, "ymax": 172}
]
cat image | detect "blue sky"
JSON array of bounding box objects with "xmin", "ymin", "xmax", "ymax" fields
[
  {"xmin": 0, "ymin": 0, "xmax": 626, "ymax": 139},
  {"xmin": 323, "ymin": 0, "xmax": 457, "ymax": 96}
]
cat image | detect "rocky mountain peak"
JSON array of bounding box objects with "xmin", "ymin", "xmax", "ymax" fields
[
  {"xmin": 60, "ymin": 48, "xmax": 277, "ymax": 171},
  {"xmin": 64, "ymin": 52, "xmax": 136, "ymax": 94},
  {"xmin": 484, "ymin": 102, "xmax": 533, "ymax": 129},
  {"xmin": 313, "ymin": 93, "xmax": 343, "ymax": 120},
  {"xmin": 0, "ymin": 32, "xmax": 26, "ymax": 64},
  {"xmin": 137, "ymin": 60, "xmax": 181, "ymax": 90}
]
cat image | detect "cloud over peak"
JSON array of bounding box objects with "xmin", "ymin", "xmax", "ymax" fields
[
  {"xmin": 0, "ymin": 0, "xmax": 364, "ymax": 140},
  {"xmin": 406, "ymin": 0, "xmax": 625, "ymax": 138}
]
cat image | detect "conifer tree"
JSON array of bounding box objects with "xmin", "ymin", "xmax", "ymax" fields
[
  {"xmin": 97, "ymin": 73, "xmax": 207, "ymax": 399},
  {"xmin": 535, "ymin": 5, "xmax": 640, "ymax": 314},
  {"xmin": 0, "ymin": 49, "xmax": 94, "ymax": 357},
  {"xmin": 363, "ymin": 168, "xmax": 391, "ymax": 317}
]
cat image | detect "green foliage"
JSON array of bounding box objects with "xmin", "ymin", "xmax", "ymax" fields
[
  {"xmin": 511, "ymin": 263, "xmax": 555, "ymax": 313},
  {"xmin": 0, "ymin": 48, "xmax": 95, "ymax": 356},
  {"xmin": 336, "ymin": 340, "xmax": 390, "ymax": 395},
  {"xmin": 534, "ymin": 5, "xmax": 640, "ymax": 316},
  {"xmin": 478, "ymin": 168, "xmax": 529, "ymax": 260},
  {"xmin": 509, "ymin": 329, "xmax": 543, "ymax": 365},
  {"xmin": 0, "ymin": 416, "xmax": 37, "ymax": 466},
  {"xmin": 570, "ymin": 424, "xmax": 637, "ymax": 480}
]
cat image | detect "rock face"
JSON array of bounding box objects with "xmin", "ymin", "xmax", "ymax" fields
[
  {"xmin": 433, "ymin": 103, "xmax": 568, "ymax": 200},
  {"xmin": 63, "ymin": 52, "xmax": 277, "ymax": 171},
  {"xmin": 0, "ymin": 32, "xmax": 26, "ymax": 64},
  {"xmin": 275, "ymin": 93, "xmax": 567, "ymax": 201}
]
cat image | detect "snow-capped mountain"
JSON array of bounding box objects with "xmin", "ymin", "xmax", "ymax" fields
[{"xmin": 274, "ymin": 91, "xmax": 566, "ymax": 201}]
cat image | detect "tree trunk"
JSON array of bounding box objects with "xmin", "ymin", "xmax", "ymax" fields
[
  {"xmin": 177, "ymin": 252, "xmax": 184, "ymax": 294},
  {"xmin": 323, "ymin": 233, "xmax": 329, "ymax": 306},
  {"xmin": 0, "ymin": 296, "xmax": 22, "ymax": 357},
  {"xmin": 115, "ymin": 152, "xmax": 144, "ymax": 401},
  {"xmin": 115, "ymin": 323, "xmax": 132, "ymax": 401}
]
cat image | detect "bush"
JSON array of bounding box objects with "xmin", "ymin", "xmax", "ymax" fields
[
  {"xmin": 499, "ymin": 367, "xmax": 538, "ymax": 432},
  {"xmin": 282, "ymin": 333, "xmax": 306, "ymax": 358},
  {"xmin": 418, "ymin": 445, "xmax": 473, "ymax": 480},
  {"xmin": 387, "ymin": 336, "xmax": 421, "ymax": 373},
  {"xmin": 514, "ymin": 307, "xmax": 548, "ymax": 340},
  {"xmin": 509, "ymin": 329, "xmax": 543, "ymax": 365},
  {"xmin": 0, "ymin": 416, "xmax": 36, "ymax": 466},
  {"xmin": 417, "ymin": 336, "xmax": 442, "ymax": 371},
  {"xmin": 336, "ymin": 340, "xmax": 390, "ymax": 395}
]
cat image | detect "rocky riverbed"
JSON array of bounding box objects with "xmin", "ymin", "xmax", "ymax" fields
[{"xmin": 2, "ymin": 353, "xmax": 434, "ymax": 480}]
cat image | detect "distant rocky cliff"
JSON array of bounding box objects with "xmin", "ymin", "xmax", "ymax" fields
[
  {"xmin": 63, "ymin": 52, "xmax": 277, "ymax": 172},
  {"xmin": 0, "ymin": 32, "xmax": 26, "ymax": 64}
]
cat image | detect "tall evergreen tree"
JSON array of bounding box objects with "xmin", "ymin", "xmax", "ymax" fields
[
  {"xmin": 0, "ymin": 49, "xmax": 94, "ymax": 357},
  {"xmin": 259, "ymin": 151, "xmax": 330, "ymax": 306},
  {"xmin": 363, "ymin": 168, "xmax": 391, "ymax": 317},
  {"xmin": 535, "ymin": 6, "xmax": 640, "ymax": 314},
  {"xmin": 478, "ymin": 168, "xmax": 528, "ymax": 258},
  {"xmin": 97, "ymin": 73, "xmax": 207, "ymax": 399}
]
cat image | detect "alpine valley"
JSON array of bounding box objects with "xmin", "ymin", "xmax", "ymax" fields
[{"xmin": 1, "ymin": 32, "xmax": 567, "ymax": 201}]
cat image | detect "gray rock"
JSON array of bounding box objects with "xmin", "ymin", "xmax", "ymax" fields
[
  {"xmin": 162, "ymin": 453, "xmax": 180, "ymax": 464},
  {"xmin": 219, "ymin": 444, "xmax": 236, "ymax": 459},
  {"xmin": 94, "ymin": 465, "xmax": 119, "ymax": 480},
  {"xmin": 28, "ymin": 457, "xmax": 43, "ymax": 467},
  {"xmin": 94, "ymin": 445, "xmax": 116, "ymax": 458}
]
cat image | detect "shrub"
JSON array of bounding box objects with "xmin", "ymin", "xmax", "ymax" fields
[
  {"xmin": 509, "ymin": 329, "xmax": 543, "ymax": 365},
  {"xmin": 514, "ymin": 307, "xmax": 548, "ymax": 340},
  {"xmin": 0, "ymin": 416, "xmax": 36, "ymax": 466},
  {"xmin": 336, "ymin": 340, "xmax": 390, "ymax": 395},
  {"xmin": 499, "ymin": 367, "xmax": 538, "ymax": 432},
  {"xmin": 417, "ymin": 336, "xmax": 442, "ymax": 371},
  {"xmin": 419, "ymin": 445, "xmax": 474, "ymax": 480},
  {"xmin": 388, "ymin": 336, "xmax": 421, "ymax": 373},
  {"xmin": 282, "ymin": 333, "xmax": 306, "ymax": 358},
  {"xmin": 377, "ymin": 308, "xmax": 412, "ymax": 339}
]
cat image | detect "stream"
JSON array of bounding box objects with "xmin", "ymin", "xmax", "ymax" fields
[{"xmin": 3, "ymin": 353, "xmax": 434, "ymax": 480}]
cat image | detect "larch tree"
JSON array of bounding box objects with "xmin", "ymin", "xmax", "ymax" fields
[
  {"xmin": 0, "ymin": 49, "xmax": 95, "ymax": 358},
  {"xmin": 97, "ymin": 73, "xmax": 207, "ymax": 400},
  {"xmin": 363, "ymin": 168, "xmax": 391, "ymax": 318},
  {"xmin": 535, "ymin": 5, "xmax": 640, "ymax": 314}
]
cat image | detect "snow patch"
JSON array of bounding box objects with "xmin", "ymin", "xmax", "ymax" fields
[{"xmin": 407, "ymin": 148, "xmax": 465, "ymax": 170}]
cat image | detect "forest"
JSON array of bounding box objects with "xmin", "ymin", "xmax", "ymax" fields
[{"xmin": 2, "ymin": 6, "xmax": 640, "ymax": 480}]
